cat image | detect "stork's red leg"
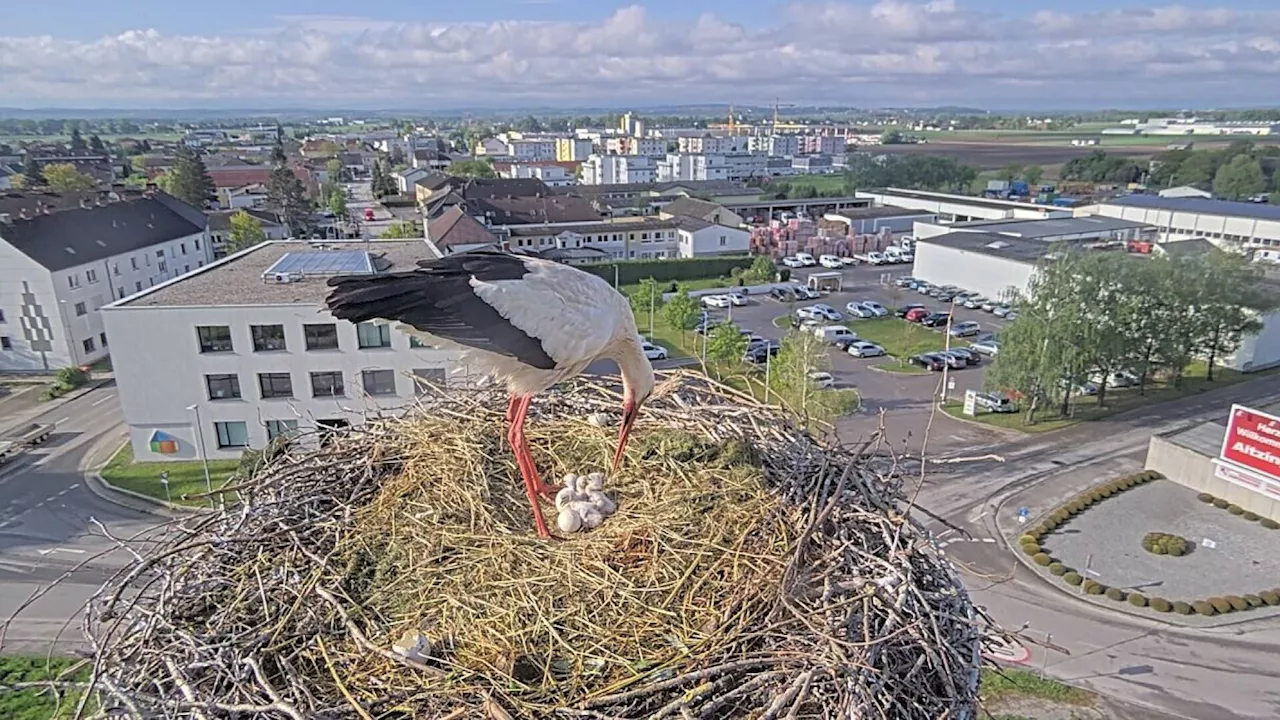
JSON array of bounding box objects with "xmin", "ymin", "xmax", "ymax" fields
[
  {"xmin": 511, "ymin": 395, "xmax": 557, "ymax": 498},
  {"xmin": 505, "ymin": 394, "xmax": 520, "ymax": 424},
  {"xmin": 509, "ymin": 395, "xmax": 552, "ymax": 538}
]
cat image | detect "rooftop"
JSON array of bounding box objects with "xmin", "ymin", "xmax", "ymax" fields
[
  {"xmin": 206, "ymin": 209, "xmax": 284, "ymax": 232},
  {"xmin": 117, "ymin": 240, "xmax": 433, "ymax": 308},
  {"xmin": 919, "ymin": 231, "xmax": 1083, "ymax": 264},
  {"xmin": 1165, "ymin": 402, "xmax": 1280, "ymax": 457},
  {"xmin": 1103, "ymin": 194, "xmax": 1280, "ymax": 222},
  {"xmin": 557, "ymin": 179, "xmax": 749, "ymax": 198},
  {"xmin": 860, "ymin": 187, "xmax": 1062, "ymax": 213},
  {"xmin": 949, "ymin": 216, "xmax": 1151, "ymax": 239},
  {"xmin": 825, "ymin": 206, "xmax": 938, "ymax": 221}
]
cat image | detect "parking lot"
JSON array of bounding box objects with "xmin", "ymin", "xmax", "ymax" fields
[{"xmin": 701, "ymin": 263, "xmax": 1012, "ymax": 454}]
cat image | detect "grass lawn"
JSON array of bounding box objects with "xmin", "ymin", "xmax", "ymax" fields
[
  {"xmin": 633, "ymin": 309, "xmax": 694, "ymax": 359},
  {"xmin": 620, "ymin": 277, "xmax": 746, "ymax": 297},
  {"xmin": 101, "ymin": 443, "xmax": 240, "ymax": 506},
  {"xmin": 872, "ymin": 359, "xmax": 932, "ymax": 375},
  {"xmin": 774, "ymin": 173, "xmax": 847, "ymax": 193},
  {"xmin": 943, "ymin": 362, "xmax": 1272, "ymax": 434},
  {"xmin": 848, "ymin": 318, "xmax": 950, "ymax": 359},
  {"xmin": 979, "ymin": 668, "xmax": 1092, "ymax": 705},
  {"xmin": 0, "ymin": 655, "xmax": 89, "ymax": 719}
]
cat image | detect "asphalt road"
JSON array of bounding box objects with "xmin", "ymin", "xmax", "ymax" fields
[
  {"xmin": 717, "ymin": 262, "xmax": 1009, "ymax": 454},
  {"xmin": 346, "ymin": 180, "xmax": 403, "ymax": 239},
  {"xmin": 0, "ymin": 383, "xmax": 157, "ymax": 653}
]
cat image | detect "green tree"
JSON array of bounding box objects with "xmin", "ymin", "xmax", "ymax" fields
[
  {"xmin": 21, "ymin": 159, "xmax": 45, "ymax": 187},
  {"xmin": 42, "ymin": 162, "xmax": 98, "ymax": 191},
  {"xmin": 766, "ymin": 330, "xmax": 840, "ymax": 423},
  {"xmin": 389, "ymin": 146, "xmax": 406, "ymax": 167},
  {"xmin": 379, "ymin": 221, "xmax": 422, "ymax": 239},
  {"xmin": 370, "ymin": 160, "xmax": 397, "ymax": 198},
  {"xmin": 68, "ymin": 128, "xmax": 87, "ymax": 154},
  {"xmin": 88, "ymin": 134, "xmax": 106, "ymax": 153},
  {"xmin": 706, "ymin": 323, "xmax": 749, "ymax": 375},
  {"xmin": 1194, "ymin": 250, "xmax": 1274, "ymax": 380},
  {"xmin": 326, "ymin": 158, "xmax": 344, "ymax": 183},
  {"xmin": 1212, "ymin": 155, "xmax": 1265, "ymax": 200},
  {"xmin": 160, "ymin": 145, "xmax": 215, "ymax": 209},
  {"xmin": 745, "ymin": 255, "xmax": 777, "ymax": 284},
  {"xmin": 326, "ymin": 185, "xmax": 347, "ymax": 219},
  {"xmin": 266, "ymin": 165, "xmax": 310, "ymax": 236},
  {"xmin": 880, "ymin": 129, "xmax": 904, "ymax": 144},
  {"xmin": 450, "ymin": 158, "xmax": 497, "ymax": 179},
  {"xmin": 1022, "ymin": 164, "xmax": 1045, "ymax": 186},
  {"xmin": 998, "ymin": 163, "xmax": 1024, "ymax": 182},
  {"xmin": 226, "ymin": 210, "xmax": 267, "ymax": 254},
  {"xmin": 660, "ymin": 288, "xmax": 700, "ymax": 344}
]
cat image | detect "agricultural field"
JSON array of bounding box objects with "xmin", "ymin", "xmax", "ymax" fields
[{"xmin": 875, "ymin": 142, "xmax": 1158, "ymax": 171}]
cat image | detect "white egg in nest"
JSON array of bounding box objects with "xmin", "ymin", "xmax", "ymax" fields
[{"xmin": 554, "ymin": 472, "xmax": 618, "ymax": 534}]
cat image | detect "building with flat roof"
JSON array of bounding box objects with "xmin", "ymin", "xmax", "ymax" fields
[
  {"xmin": 1083, "ymin": 195, "xmax": 1280, "ymax": 262},
  {"xmin": 913, "ymin": 215, "xmax": 1154, "ymax": 244},
  {"xmin": 0, "ymin": 190, "xmax": 210, "ymax": 371},
  {"xmin": 858, "ymin": 188, "xmax": 1072, "ymax": 222},
  {"xmin": 102, "ymin": 240, "xmax": 465, "ymax": 463}
]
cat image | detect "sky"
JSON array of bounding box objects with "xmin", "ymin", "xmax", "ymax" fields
[{"xmin": 3, "ymin": 0, "xmax": 1280, "ymax": 111}]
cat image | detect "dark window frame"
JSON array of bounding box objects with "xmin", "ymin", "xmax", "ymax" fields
[
  {"xmin": 304, "ymin": 323, "xmax": 339, "ymax": 351},
  {"xmin": 361, "ymin": 369, "xmax": 397, "ymax": 396},
  {"xmin": 206, "ymin": 373, "xmax": 242, "ymax": 400},
  {"xmin": 258, "ymin": 372, "xmax": 293, "ymax": 399},
  {"xmin": 356, "ymin": 322, "xmax": 392, "ymax": 349},
  {"xmin": 196, "ymin": 325, "xmax": 234, "ymax": 353},
  {"xmin": 214, "ymin": 421, "xmax": 249, "ymax": 449},
  {"xmin": 251, "ymin": 324, "xmax": 287, "ymax": 352},
  {"xmin": 310, "ymin": 371, "xmax": 345, "ymax": 397}
]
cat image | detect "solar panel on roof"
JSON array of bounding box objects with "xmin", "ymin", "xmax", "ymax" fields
[{"xmin": 265, "ymin": 251, "xmax": 373, "ymax": 277}]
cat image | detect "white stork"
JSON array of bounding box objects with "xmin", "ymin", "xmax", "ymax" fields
[{"xmin": 324, "ymin": 248, "xmax": 655, "ymax": 539}]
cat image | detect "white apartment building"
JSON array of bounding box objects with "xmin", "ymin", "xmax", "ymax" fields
[
  {"xmin": 800, "ymin": 135, "xmax": 846, "ymax": 155},
  {"xmin": 556, "ymin": 138, "xmax": 595, "ymax": 162},
  {"xmin": 505, "ymin": 139, "xmax": 558, "ymax": 162},
  {"xmin": 504, "ymin": 216, "xmax": 750, "ymax": 261},
  {"xmin": 582, "ymin": 154, "xmax": 657, "ymax": 185},
  {"xmin": 605, "ymin": 137, "xmax": 667, "ymax": 156},
  {"xmin": 102, "ymin": 240, "xmax": 465, "ymax": 463},
  {"xmin": 767, "ymin": 135, "xmax": 800, "ymax": 157},
  {"xmin": 678, "ymin": 135, "xmax": 748, "ymax": 154},
  {"xmin": 503, "ymin": 163, "xmax": 576, "ymax": 187},
  {"xmin": 0, "ymin": 191, "xmax": 211, "ymax": 372},
  {"xmin": 657, "ymin": 154, "xmax": 730, "ymax": 183}
]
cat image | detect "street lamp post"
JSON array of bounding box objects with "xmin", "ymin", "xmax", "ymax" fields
[{"xmin": 186, "ymin": 403, "xmax": 213, "ymax": 496}]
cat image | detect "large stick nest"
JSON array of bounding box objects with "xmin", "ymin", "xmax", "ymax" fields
[{"xmin": 83, "ymin": 372, "xmax": 984, "ymax": 718}]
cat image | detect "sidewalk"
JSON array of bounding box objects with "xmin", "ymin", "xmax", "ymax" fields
[{"xmin": 0, "ymin": 373, "xmax": 115, "ymax": 436}]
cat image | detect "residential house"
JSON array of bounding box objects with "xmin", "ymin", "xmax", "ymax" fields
[
  {"xmin": 582, "ymin": 155, "xmax": 656, "ymax": 185},
  {"xmin": 0, "ymin": 191, "xmax": 211, "ymax": 371},
  {"xmin": 218, "ymin": 183, "xmax": 269, "ymax": 210},
  {"xmin": 29, "ymin": 154, "xmax": 115, "ymax": 185},
  {"xmin": 659, "ymin": 197, "xmax": 745, "ymax": 228},
  {"xmin": 393, "ymin": 167, "xmax": 433, "ymax": 194},
  {"xmin": 424, "ymin": 206, "xmax": 499, "ymax": 256},
  {"xmin": 499, "ymin": 162, "xmax": 578, "ymax": 187},
  {"xmin": 410, "ymin": 148, "xmax": 454, "ymax": 172},
  {"xmin": 207, "ymin": 209, "xmax": 289, "ymax": 258}
]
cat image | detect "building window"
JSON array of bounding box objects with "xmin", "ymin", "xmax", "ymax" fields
[
  {"xmin": 259, "ymin": 373, "xmax": 293, "ymax": 399},
  {"xmin": 130, "ymin": 257, "xmax": 138, "ymax": 270},
  {"xmin": 158, "ymin": 260, "xmax": 167, "ymax": 273},
  {"xmin": 86, "ymin": 269, "xmax": 98, "ymax": 283},
  {"xmin": 196, "ymin": 325, "xmax": 233, "ymax": 353},
  {"xmin": 117, "ymin": 288, "xmax": 126, "ymax": 300},
  {"xmin": 100, "ymin": 332, "xmax": 108, "ymax": 347},
  {"xmin": 310, "ymin": 371, "xmax": 345, "ymax": 397},
  {"xmin": 362, "ymin": 369, "xmax": 397, "ymax": 396},
  {"xmin": 356, "ymin": 323, "xmax": 392, "ymax": 349},
  {"xmin": 68, "ymin": 274, "xmax": 80, "ymax": 289},
  {"xmin": 408, "ymin": 335, "xmax": 436, "ymax": 349},
  {"xmin": 265, "ymin": 419, "xmax": 298, "ymax": 441},
  {"xmin": 82, "ymin": 337, "xmax": 95, "ymax": 353},
  {"xmin": 156, "ymin": 250, "xmax": 164, "ymax": 259},
  {"xmin": 0, "ymin": 309, "xmax": 5, "ymax": 322},
  {"xmin": 195, "ymin": 238, "xmax": 201, "ymax": 251},
  {"xmin": 214, "ymin": 421, "xmax": 249, "ymax": 449},
  {"xmin": 304, "ymin": 323, "xmax": 339, "ymax": 350},
  {"xmin": 206, "ymin": 373, "xmax": 241, "ymax": 400},
  {"xmin": 184, "ymin": 265, "xmax": 190, "ymax": 273},
  {"xmin": 0, "ymin": 336, "xmax": 11, "ymax": 351},
  {"xmin": 251, "ymin": 324, "xmax": 287, "ymax": 352},
  {"xmin": 413, "ymin": 367, "xmax": 446, "ymax": 394},
  {"xmin": 135, "ymin": 281, "xmax": 142, "ymax": 293},
  {"xmin": 180, "ymin": 242, "xmax": 187, "ymax": 255},
  {"xmin": 111, "ymin": 263, "xmax": 120, "ymax": 276}
]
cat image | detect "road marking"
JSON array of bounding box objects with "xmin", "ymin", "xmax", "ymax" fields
[
  {"xmin": 91, "ymin": 396, "xmax": 112, "ymax": 407},
  {"xmin": 67, "ymin": 483, "xmax": 79, "ymax": 490},
  {"xmin": 54, "ymin": 417, "xmax": 69, "ymax": 425},
  {"xmin": 36, "ymin": 547, "xmax": 87, "ymax": 556},
  {"xmin": 981, "ymin": 538, "xmax": 997, "ymax": 544}
]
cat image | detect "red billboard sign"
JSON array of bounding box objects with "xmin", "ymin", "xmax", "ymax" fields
[{"xmin": 1219, "ymin": 405, "xmax": 1280, "ymax": 483}]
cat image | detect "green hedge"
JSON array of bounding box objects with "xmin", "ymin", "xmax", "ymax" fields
[{"xmin": 579, "ymin": 256, "xmax": 754, "ymax": 286}]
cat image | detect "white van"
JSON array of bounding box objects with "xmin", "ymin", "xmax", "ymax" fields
[
  {"xmin": 866, "ymin": 251, "xmax": 888, "ymax": 265},
  {"xmin": 900, "ymin": 237, "xmax": 915, "ymax": 251},
  {"xmin": 795, "ymin": 252, "xmax": 817, "ymax": 267},
  {"xmin": 814, "ymin": 325, "xmax": 858, "ymax": 344},
  {"xmin": 883, "ymin": 247, "xmax": 904, "ymax": 263}
]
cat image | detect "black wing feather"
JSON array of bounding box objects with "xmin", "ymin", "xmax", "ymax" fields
[{"xmin": 324, "ymin": 251, "xmax": 556, "ymax": 370}]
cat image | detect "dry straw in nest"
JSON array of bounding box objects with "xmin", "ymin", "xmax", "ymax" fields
[{"xmin": 82, "ymin": 372, "xmax": 983, "ymax": 719}]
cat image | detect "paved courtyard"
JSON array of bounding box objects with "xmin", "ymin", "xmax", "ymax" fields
[{"xmin": 1046, "ymin": 480, "xmax": 1280, "ymax": 603}]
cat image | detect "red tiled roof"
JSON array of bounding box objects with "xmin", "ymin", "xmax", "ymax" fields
[
  {"xmin": 428, "ymin": 206, "xmax": 498, "ymax": 248},
  {"xmin": 207, "ymin": 167, "xmax": 271, "ymax": 188}
]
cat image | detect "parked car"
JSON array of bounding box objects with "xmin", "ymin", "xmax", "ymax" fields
[
  {"xmin": 805, "ymin": 304, "xmax": 843, "ymax": 321},
  {"xmin": 840, "ymin": 256, "xmax": 860, "ymax": 266},
  {"xmin": 895, "ymin": 303, "xmax": 927, "ymax": 318},
  {"xmin": 782, "ymin": 256, "xmax": 805, "ymax": 268},
  {"xmin": 915, "ymin": 282, "xmax": 935, "ymax": 294},
  {"xmin": 975, "ymin": 391, "xmax": 1017, "ymax": 413},
  {"xmin": 794, "ymin": 286, "xmax": 821, "ymax": 300},
  {"xmin": 949, "ymin": 320, "xmax": 982, "ymax": 337},
  {"xmin": 909, "ymin": 353, "xmax": 946, "ymax": 371},
  {"xmin": 938, "ymin": 351, "xmax": 967, "ymax": 369},
  {"xmin": 693, "ymin": 319, "xmax": 721, "ymax": 335},
  {"xmin": 702, "ymin": 294, "xmax": 732, "ymax": 308},
  {"xmin": 895, "ymin": 276, "xmax": 917, "ymax": 288},
  {"xmin": 921, "ymin": 312, "xmax": 951, "ymax": 328},
  {"xmin": 796, "ymin": 252, "xmax": 817, "ymax": 266},
  {"xmin": 847, "ymin": 341, "xmax": 886, "ymax": 358},
  {"xmin": 963, "ymin": 295, "xmax": 988, "ymax": 309},
  {"xmin": 993, "ymin": 305, "xmax": 1015, "ymax": 318},
  {"xmin": 905, "ymin": 307, "xmax": 931, "ymax": 322},
  {"xmin": 727, "ymin": 293, "xmax": 748, "ymax": 307},
  {"xmin": 861, "ymin": 301, "xmax": 888, "ymax": 317},
  {"xmin": 980, "ymin": 300, "xmax": 1001, "ymax": 312},
  {"xmin": 748, "ymin": 339, "xmax": 781, "ymax": 356},
  {"xmin": 770, "ymin": 287, "xmax": 795, "ymax": 301},
  {"xmin": 819, "ymin": 254, "xmax": 844, "ymax": 269},
  {"xmin": 845, "ymin": 302, "xmax": 877, "ymax": 318},
  {"xmin": 1004, "ymin": 311, "xmax": 1020, "ymax": 321},
  {"xmin": 808, "ymin": 371, "xmax": 835, "ymax": 389},
  {"xmin": 935, "ymin": 289, "xmax": 960, "ymax": 302},
  {"xmin": 363, "ymin": 207, "xmax": 375, "ymax": 221},
  {"xmin": 814, "ymin": 326, "xmax": 858, "ymax": 344},
  {"xmin": 969, "ymin": 339, "xmax": 1000, "ymax": 355},
  {"xmin": 641, "ymin": 342, "xmax": 668, "ymax": 360},
  {"xmin": 946, "ymin": 347, "xmax": 981, "ymax": 365}
]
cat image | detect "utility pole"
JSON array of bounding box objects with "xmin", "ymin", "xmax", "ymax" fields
[
  {"xmin": 940, "ymin": 310, "xmax": 954, "ymax": 404},
  {"xmin": 648, "ymin": 282, "xmax": 655, "ymax": 338}
]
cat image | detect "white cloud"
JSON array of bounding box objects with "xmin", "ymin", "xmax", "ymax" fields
[{"xmin": 0, "ymin": 1, "xmax": 1277, "ymax": 108}]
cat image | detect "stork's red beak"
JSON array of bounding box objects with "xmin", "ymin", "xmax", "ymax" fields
[{"xmin": 612, "ymin": 399, "xmax": 639, "ymax": 473}]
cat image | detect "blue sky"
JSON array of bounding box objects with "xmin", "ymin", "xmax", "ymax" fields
[{"xmin": 4, "ymin": 1, "xmax": 1279, "ymax": 109}]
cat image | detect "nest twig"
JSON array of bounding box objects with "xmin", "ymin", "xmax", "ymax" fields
[{"xmin": 80, "ymin": 371, "xmax": 987, "ymax": 718}]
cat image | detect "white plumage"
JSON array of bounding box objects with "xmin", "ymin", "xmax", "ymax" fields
[{"xmin": 325, "ymin": 249, "xmax": 656, "ymax": 539}]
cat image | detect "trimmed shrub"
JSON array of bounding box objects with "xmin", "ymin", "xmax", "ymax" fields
[
  {"xmin": 1129, "ymin": 593, "xmax": 1148, "ymax": 607},
  {"xmin": 1261, "ymin": 518, "xmax": 1280, "ymax": 529},
  {"xmin": 1021, "ymin": 543, "xmax": 1041, "ymax": 556},
  {"xmin": 1210, "ymin": 597, "xmax": 1232, "ymax": 614},
  {"xmin": 1049, "ymin": 562, "xmax": 1067, "ymax": 576},
  {"xmin": 1051, "ymin": 510, "xmax": 1069, "ymax": 524},
  {"xmin": 1245, "ymin": 594, "xmax": 1264, "ymax": 609},
  {"xmin": 1173, "ymin": 601, "xmax": 1193, "ymax": 615},
  {"xmin": 1145, "ymin": 470, "xmax": 1163, "ymax": 481},
  {"xmin": 1150, "ymin": 598, "xmax": 1172, "ymax": 612},
  {"xmin": 1213, "ymin": 498, "xmax": 1230, "ymax": 509},
  {"xmin": 1228, "ymin": 505, "xmax": 1245, "ymax": 515},
  {"xmin": 1099, "ymin": 487, "xmax": 1114, "ymax": 498},
  {"xmin": 1227, "ymin": 596, "xmax": 1249, "ymax": 612},
  {"xmin": 1064, "ymin": 572, "xmax": 1083, "ymax": 586},
  {"xmin": 1197, "ymin": 493, "xmax": 1215, "ymax": 503},
  {"xmin": 1105, "ymin": 587, "xmax": 1126, "ymax": 601},
  {"xmin": 1260, "ymin": 591, "xmax": 1280, "ymax": 606},
  {"xmin": 1033, "ymin": 553, "xmax": 1053, "ymax": 566},
  {"xmin": 1017, "ymin": 534, "xmax": 1038, "ymax": 546},
  {"xmin": 1142, "ymin": 531, "xmax": 1188, "ymax": 556},
  {"xmin": 1042, "ymin": 519, "xmax": 1059, "ymax": 532},
  {"xmin": 1193, "ymin": 601, "xmax": 1216, "ymax": 616},
  {"xmin": 1243, "ymin": 511, "xmax": 1260, "ymax": 521},
  {"xmin": 1085, "ymin": 582, "xmax": 1105, "ymax": 596}
]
